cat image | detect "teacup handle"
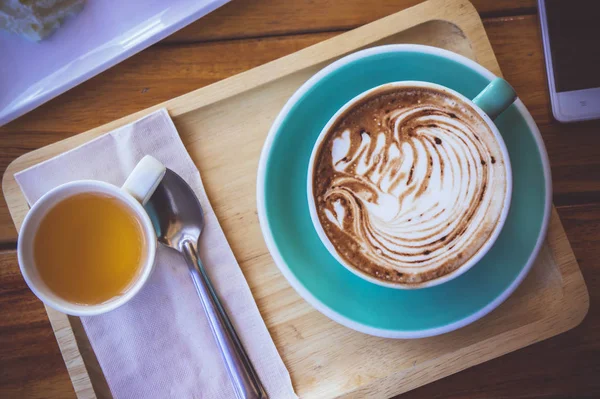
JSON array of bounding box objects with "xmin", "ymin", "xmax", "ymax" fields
[
  {"xmin": 472, "ymin": 77, "xmax": 517, "ymax": 120},
  {"xmin": 122, "ymin": 155, "xmax": 166, "ymax": 205}
]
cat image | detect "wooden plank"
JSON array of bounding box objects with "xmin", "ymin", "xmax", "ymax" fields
[
  {"xmin": 0, "ymin": 249, "xmax": 74, "ymax": 398},
  {"xmin": 2, "ymin": 201, "xmax": 598, "ymax": 399},
  {"xmin": 165, "ymin": 0, "xmax": 537, "ymax": 43},
  {"xmin": 485, "ymin": 15, "xmax": 550, "ymax": 123},
  {"xmin": 2, "ymin": 15, "xmax": 600, "ymax": 244}
]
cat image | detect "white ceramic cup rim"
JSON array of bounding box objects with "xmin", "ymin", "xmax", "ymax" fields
[
  {"xmin": 306, "ymin": 80, "xmax": 513, "ymax": 289},
  {"xmin": 17, "ymin": 180, "xmax": 157, "ymax": 316}
]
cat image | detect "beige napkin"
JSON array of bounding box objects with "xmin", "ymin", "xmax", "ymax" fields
[{"xmin": 15, "ymin": 109, "xmax": 296, "ymax": 399}]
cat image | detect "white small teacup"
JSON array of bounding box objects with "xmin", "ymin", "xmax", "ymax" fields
[{"xmin": 17, "ymin": 156, "xmax": 166, "ymax": 316}]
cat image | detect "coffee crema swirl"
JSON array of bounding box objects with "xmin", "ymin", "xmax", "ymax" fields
[{"xmin": 312, "ymin": 86, "xmax": 507, "ymax": 285}]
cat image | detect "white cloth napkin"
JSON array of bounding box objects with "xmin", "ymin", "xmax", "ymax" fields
[{"xmin": 15, "ymin": 109, "xmax": 296, "ymax": 399}]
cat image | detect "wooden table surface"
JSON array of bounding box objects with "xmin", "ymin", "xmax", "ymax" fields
[{"xmin": 1, "ymin": 1, "xmax": 599, "ymax": 397}]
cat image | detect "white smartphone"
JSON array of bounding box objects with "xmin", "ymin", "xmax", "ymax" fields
[{"xmin": 538, "ymin": 0, "xmax": 600, "ymax": 122}]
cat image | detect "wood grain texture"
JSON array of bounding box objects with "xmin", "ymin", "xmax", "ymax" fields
[
  {"xmin": 0, "ymin": 1, "xmax": 590, "ymax": 398},
  {"xmin": 0, "ymin": 250, "xmax": 74, "ymax": 398},
  {"xmin": 165, "ymin": 0, "xmax": 536, "ymax": 43}
]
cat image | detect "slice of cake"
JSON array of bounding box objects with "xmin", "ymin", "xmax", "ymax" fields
[{"xmin": 0, "ymin": 0, "xmax": 86, "ymax": 41}]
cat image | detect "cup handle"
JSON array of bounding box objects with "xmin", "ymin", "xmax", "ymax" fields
[
  {"xmin": 472, "ymin": 77, "xmax": 517, "ymax": 120},
  {"xmin": 122, "ymin": 156, "xmax": 166, "ymax": 205}
]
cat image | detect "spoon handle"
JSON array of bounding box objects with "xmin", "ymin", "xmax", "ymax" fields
[{"xmin": 182, "ymin": 242, "xmax": 268, "ymax": 399}]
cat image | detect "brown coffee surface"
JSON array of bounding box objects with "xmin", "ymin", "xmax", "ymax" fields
[{"xmin": 312, "ymin": 85, "xmax": 507, "ymax": 285}]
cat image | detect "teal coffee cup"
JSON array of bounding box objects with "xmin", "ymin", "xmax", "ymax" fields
[{"xmin": 307, "ymin": 78, "xmax": 516, "ymax": 289}]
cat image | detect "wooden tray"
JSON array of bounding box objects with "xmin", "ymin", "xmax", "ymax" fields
[{"xmin": 2, "ymin": 0, "xmax": 589, "ymax": 398}]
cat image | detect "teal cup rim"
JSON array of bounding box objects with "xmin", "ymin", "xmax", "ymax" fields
[
  {"xmin": 306, "ymin": 80, "xmax": 514, "ymax": 289},
  {"xmin": 256, "ymin": 44, "xmax": 552, "ymax": 338}
]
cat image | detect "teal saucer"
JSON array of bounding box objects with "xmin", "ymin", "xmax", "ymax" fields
[{"xmin": 257, "ymin": 45, "xmax": 551, "ymax": 338}]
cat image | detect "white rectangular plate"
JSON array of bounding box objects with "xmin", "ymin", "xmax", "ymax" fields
[{"xmin": 0, "ymin": 0, "xmax": 230, "ymax": 126}]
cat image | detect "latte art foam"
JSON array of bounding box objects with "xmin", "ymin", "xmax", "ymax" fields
[{"xmin": 312, "ymin": 86, "xmax": 507, "ymax": 285}]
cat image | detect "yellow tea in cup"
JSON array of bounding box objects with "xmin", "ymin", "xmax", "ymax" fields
[{"xmin": 33, "ymin": 193, "xmax": 146, "ymax": 305}]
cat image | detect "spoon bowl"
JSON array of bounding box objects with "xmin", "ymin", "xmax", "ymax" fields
[{"xmin": 146, "ymin": 169, "xmax": 203, "ymax": 251}]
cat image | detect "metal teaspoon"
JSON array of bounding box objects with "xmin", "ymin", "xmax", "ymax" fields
[{"xmin": 145, "ymin": 169, "xmax": 267, "ymax": 399}]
